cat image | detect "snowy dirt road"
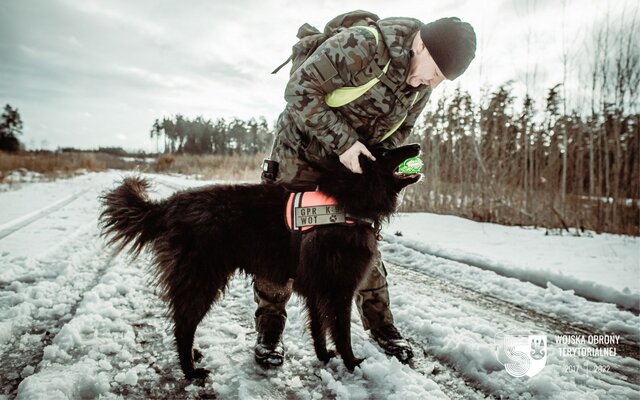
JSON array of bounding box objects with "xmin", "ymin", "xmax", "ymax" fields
[{"xmin": 0, "ymin": 172, "xmax": 638, "ymax": 399}]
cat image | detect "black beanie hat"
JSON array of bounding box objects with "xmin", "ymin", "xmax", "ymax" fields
[{"xmin": 420, "ymin": 17, "xmax": 476, "ymax": 80}]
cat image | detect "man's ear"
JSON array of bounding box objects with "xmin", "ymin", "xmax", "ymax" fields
[{"xmin": 358, "ymin": 152, "xmax": 370, "ymax": 162}]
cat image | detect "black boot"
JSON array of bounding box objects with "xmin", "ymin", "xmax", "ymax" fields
[
  {"xmin": 254, "ymin": 330, "xmax": 285, "ymax": 367},
  {"xmin": 370, "ymin": 324, "xmax": 414, "ymax": 362},
  {"xmin": 253, "ymin": 280, "xmax": 291, "ymax": 367}
]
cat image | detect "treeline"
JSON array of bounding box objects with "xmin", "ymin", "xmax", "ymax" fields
[
  {"xmin": 401, "ymin": 84, "xmax": 639, "ymax": 235},
  {"xmin": 149, "ymin": 115, "xmax": 273, "ymax": 155},
  {"xmin": 57, "ymin": 147, "xmax": 153, "ymax": 157}
]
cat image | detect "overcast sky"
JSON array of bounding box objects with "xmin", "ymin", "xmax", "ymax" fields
[{"xmin": 0, "ymin": 0, "xmax": 636, "ymax": 151}]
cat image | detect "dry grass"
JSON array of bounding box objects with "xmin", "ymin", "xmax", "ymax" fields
[
  {"xmin": 0, "ymin": 152, "xmax": 105, "ymax": 180},
  {"xmin": 158, "ymin": 153, "xmax": 264, "ymax": 182},
  {"xmin": 0, "ymin": 151, "xmax": 153, "ymax": 182},
  {"xmin": 0, "ymin": 151, "xmax": 264, "ymax": 184}
]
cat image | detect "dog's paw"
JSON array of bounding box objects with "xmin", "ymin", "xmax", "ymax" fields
[
  {"xmin": 344, "ymin": 357, "xmax": 365, "ymax": 372},
  {"xmin": 185, "ymin": 368, "xmax": 210, "ymax": 380},
  {"xmin": 317, "ymin": 349, "xmax": 337, "ymax": 363},
  {"xmin": 193, "ymin": 348, "xmax": 204, "ymax": 363}
]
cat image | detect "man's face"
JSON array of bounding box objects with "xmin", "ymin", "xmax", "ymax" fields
[{"xmin": 406, "ymin": 33, "xmax": 446, "ymax": 89}]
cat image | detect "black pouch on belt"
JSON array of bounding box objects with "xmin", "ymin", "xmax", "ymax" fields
[{"xmin": 261, "ymin": 159, "xmax": 279, "ymax": 184}]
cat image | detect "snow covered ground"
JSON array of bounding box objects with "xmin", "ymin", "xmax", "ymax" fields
[
  {"xmin": 385, "ymin": 213, "xmax": 640, "ymax": 311},
  {"xmin": 0, "ymin": 171, "xmax": 638, "ymax": 399}
]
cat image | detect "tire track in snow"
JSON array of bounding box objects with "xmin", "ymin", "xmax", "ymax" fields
[
  {"xmin": 0, "ymin": 188, "xmax": 91, "ymax": 240},
  {"xmin": 2, "ymin": 177, "xmax": 124, "ymax": 395},
  {"xmin": 0, "ymin": 178, "xmax": 160, "ymax": 398},
  {"xmin": 387, "ymin": 261, "xmax": 640, "ymax": 397},
  {"xmin": 394, "ymin": 258, "xmax": 640, "ymax": 364},
  {"xmin": 384, "ymin": 251, "xmax": 639, "ymax": 361},
  {"xmin": 405, "ymin": 338, "xmax": 494, "ymax": 400},
  {"xmin": 383, "ymin": 234, "xmax": 639, "ymax": 314},
  {"xmin": 0, "ymin": 185, "xmax": 104, "ymax": 291},
  {"xmin": 0, "ymin": 249, "xmax": 114, "ymax": 398}
]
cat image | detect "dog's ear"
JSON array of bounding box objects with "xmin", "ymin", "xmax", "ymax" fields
[
  {"xmin": 369, "ymin": 145, "xmax": 389, "ymax": 160},
  {"xmin": 358, "ymin": 152, "xmax": 376, "ymax": 167}
]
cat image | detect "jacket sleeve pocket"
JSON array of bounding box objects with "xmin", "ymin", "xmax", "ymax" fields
[{"xmin": 309, "ymin": 53, "xmax": 338, "ymax": 85}]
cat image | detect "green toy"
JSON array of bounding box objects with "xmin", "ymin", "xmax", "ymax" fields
[{"xmin": 397, "ymin": 156, "xmax": 424, "ymax": 174}]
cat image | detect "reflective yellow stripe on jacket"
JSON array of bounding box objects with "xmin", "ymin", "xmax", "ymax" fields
[
  {"xmin": 325, "ymin": 27, "xmax": 391, "ymax": 108},
  {"xmin": 324, "ymin": 26, "xmax": 418, "ymax": 142}
]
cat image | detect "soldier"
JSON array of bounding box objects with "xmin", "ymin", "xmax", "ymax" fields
[{"xmin": 257, "ymin": 14, "xmax": 476, "ymax": 367}]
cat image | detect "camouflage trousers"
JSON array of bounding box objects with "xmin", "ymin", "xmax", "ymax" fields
[{"xmin": 253, "ymin": 250, "xmax": 394, "ymax": 333}]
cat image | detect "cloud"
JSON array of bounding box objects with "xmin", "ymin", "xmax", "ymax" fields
[
  {"xmin": 0, "ymin": 0, "xmax": 637, "ymax": 151},
  {"xmin": 58, "ymin": 0, "xmax": 166, "ymax": 37}
]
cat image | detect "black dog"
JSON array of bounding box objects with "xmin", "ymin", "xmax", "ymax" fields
[{"xmin": 99, "ymin": 144, "xmax": 421, "ymax": 379}]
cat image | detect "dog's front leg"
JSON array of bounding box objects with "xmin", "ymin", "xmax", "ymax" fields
[{"xmin": 326, "ymin": 294, "xmax": 364, "ymax": 371}]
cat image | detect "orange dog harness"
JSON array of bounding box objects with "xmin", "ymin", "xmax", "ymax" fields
[
  {"xmin": 285, "ymin": 191, "xmax": 373, "ymax": 232},
  {"xmin": 285, "ymin": 191, "xmax": 352, "ymax": 231}
]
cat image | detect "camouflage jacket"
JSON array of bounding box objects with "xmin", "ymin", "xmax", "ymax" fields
[{"xmin": 268, "ymin": 17, "xmax": 432, "ymax": 185}]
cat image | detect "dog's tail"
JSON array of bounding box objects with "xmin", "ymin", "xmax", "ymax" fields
[{"xmin": 99, "ymin": 177, "xmax": 162, "ymax": 256}]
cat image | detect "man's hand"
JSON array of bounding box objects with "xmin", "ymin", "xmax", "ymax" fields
[{"xmin": 339, "ymin": 141, "xmax": 376, "ymax": 174}]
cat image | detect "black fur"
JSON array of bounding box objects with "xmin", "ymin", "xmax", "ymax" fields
[{"xmin": 99, "ymin": 144, "xmax": 422, "ymax": 379}]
